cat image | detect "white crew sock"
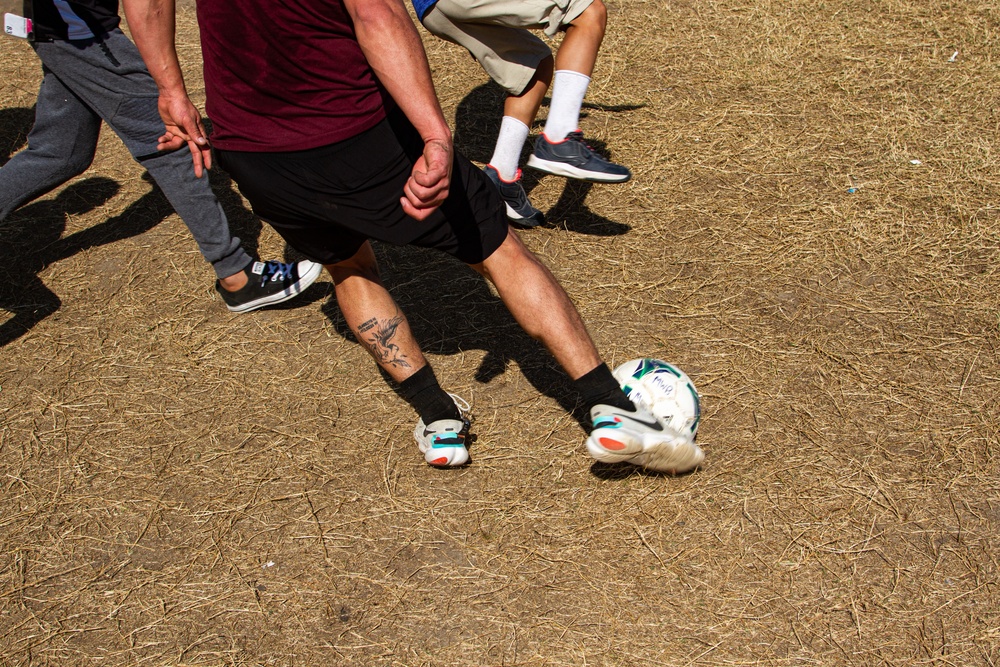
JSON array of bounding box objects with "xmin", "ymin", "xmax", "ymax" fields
[
  {"xmin": 542, "ymin": 70, "xmax": 591, "ymax": 142},
  {"xmin": 489, "ymin": 116, "xmax": 530, "ymax": 180}
]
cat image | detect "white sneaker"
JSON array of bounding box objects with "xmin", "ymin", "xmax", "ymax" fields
[
  {"xmin": 586, "ymin": 404, "xmax": 704, "ymax": 474},
  {"xmin": 413, "ymin": 394, "xmax": 472, "ymax": 467}
]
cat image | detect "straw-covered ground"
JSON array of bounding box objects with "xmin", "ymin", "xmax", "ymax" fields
[{"xmin": 1, "ymin": 0, "xmax": 998, "ymax": 665}]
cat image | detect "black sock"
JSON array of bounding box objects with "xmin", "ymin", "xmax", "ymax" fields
[
  {"xmin": 574, "ymin": 363, "xmax": 635, "ymax": 413},
  {"xmin": 399, "ymin": 365, "xmax": 461, "ymax": 424}
]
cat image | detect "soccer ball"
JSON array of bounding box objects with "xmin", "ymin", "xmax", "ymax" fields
[{"xmin": 612, "ymin": 358, "xmax": 701, "ymax": 438}]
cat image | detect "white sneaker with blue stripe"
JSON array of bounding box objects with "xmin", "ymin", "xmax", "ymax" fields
[
  {"xmin": 414, "ymin": 394, "xmax": 472, "ymax": 467},
  {"xmin": 587, "ymin": 403, "xmax": 704, "ymax": 473}
]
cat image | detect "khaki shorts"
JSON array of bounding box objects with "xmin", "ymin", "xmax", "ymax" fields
[{"xmin": 421, "ymin": 0, "xmax": 594, "ymax": 95}]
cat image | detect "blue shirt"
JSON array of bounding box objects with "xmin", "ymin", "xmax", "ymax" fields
[
  {"xmin": 30, "ymin": 0, "xmax": 121, "ymax": 41},
  {"xmin": 410, "ymin": 0, "xmax": 437, "ymax": 20}
]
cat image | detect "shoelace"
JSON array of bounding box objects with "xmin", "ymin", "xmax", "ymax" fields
[
  {"xmin": 566, "ymin": 131, "xmax": 594, "ymax": 150},
  {"xmin": 261, "ymin": 261, "xmax": 293, "ymax": 284},
  {"xmin": 448, "ymin": 393, "xmax": 471, "ymax": 418}
]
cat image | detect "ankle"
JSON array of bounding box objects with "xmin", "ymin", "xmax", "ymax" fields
[
  {"xmin": 218, "ymin": 268, "xmax": 249, "ymax": 292},
  {"xmin": 574, "ymin": 363, "xmax": 634, "ymax": 413},
  {"xmin": 399, "ymin": 365, "xmax": 461, "ymax": 424}
]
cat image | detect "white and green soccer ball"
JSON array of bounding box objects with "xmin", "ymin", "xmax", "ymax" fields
[{"xmin": 612, "ymin": 358, "xmax": 701, "ymax": 439}]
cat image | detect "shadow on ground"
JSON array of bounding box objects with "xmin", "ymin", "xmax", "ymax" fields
[
  {"xmin": 0, "ymin": 107, "xmax": 34, "ymax": 165},
  {"xmin": 0, "ymin": 176, "xmax": 173, "ymax": 346},
  {"xmin": 0, "ymin": 166, "xmax": 305, "ymax": 346},
  {"xmin": 0, "ymin": 103, "xmax": 322, "ymax": 343},
  {"xmin": 319, "ymin": 241, "xmax": 592, "ymax": 431},
  {"xmin": 453, "ymin": 81, "xmax": 643, "ymax": 237}
]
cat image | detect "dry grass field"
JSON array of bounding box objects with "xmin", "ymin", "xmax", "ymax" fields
[{"xmin": 1, "ymin": 0, "xmax": 998, "ymax": 665}]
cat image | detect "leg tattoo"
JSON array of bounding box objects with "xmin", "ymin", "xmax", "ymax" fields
[{"xmin": 358, "ymin": 313, "xmax": 410, "ymax": 370}]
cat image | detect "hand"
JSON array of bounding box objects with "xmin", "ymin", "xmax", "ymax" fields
[
  {"xmin": 156, "ymin": 92, "xmax": 212, "ymax": 177},
  {"xmin": 400, "ymin": 138, "xmax": 452, "ymax": 220}
]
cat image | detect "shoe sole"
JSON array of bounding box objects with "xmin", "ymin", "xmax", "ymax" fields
[
  {"xmin": 527, "ymin": 155, "xmax": 632, "ymax": 183},
  {"xmin": 414, "ymin": 415, "xmax": 471, "ymax": 467},
  {"xmin": 226, "ymin": 261, "xmax": 323, "ymax": 313},
  {"xmin": 415, "ymin": 436, "xmax": 470, "ymax": 467},
  {"xmin": 587, "ymin": 429, "xmax": 704, "ymax": 474},
  {"xmin": 422, "ymin": 445, "xmax": 470, "ymax": 467}
]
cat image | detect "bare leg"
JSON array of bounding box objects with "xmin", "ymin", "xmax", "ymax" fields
[
  {"xmin": 326, "ymin": 241, "xmax": 427, "ymax": 383},
  {"xmin": 471, "ymin": 230, "xmax": 601, "ymax": 379},
  {"xmin": 555, "ymin": 0, "xmax": 608, "ymax": 76},
  {"xmin": 502, "ymin": 55, "xmax": 554, "ymax": 127}
]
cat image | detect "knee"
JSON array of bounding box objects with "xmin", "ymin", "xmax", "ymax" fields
[
  {"xmin": 38, "ymin": 144, "xmax": 94, "ymax": 181},
  {"xmin": 327, "ymin": 242, "xmax": 380, "ymax": 283},
  {"xmin": 56, "ymin": 140, "xmax": 98, "ymax": 178},
  {"xmin": 475, "ymin": 229, "xmax": 538, "ymax": 280},
  {"xmin": 535, "ymin": 54, "xmax": 555, "ymax": 84},
  {"xmin": 574, "ymin": 0, "xmax": 607, "ymax": 35},
  {"xmin": 63, "ymin": 159, "xmax": 92, "ymax": 180}
]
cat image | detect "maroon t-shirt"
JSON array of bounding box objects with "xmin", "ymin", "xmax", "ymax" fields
[{"xmin": 197, "ymin": 0, "xmax": 387, "ymax": 152}]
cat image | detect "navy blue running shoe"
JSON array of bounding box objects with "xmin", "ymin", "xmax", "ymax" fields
[
  {"xmin": 527, "ymin": 131, "xmax": 632, "ymax": 183},
  {"xmin": 483, "ymin": 165, "xmax": 545, "ymax": 228}
]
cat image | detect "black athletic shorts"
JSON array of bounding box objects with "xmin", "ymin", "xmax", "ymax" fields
[{"xmin": 214, "ymin": 108, "xmax": 509, "ymax": 266}]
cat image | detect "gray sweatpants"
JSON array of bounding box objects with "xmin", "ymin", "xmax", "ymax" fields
[{"xmin": 0, "ymin": 29, "xmax": 250, "ymax": 279}]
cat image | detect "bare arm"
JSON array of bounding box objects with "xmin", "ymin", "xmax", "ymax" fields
[
  {"xmin": 121, "ymin": 0, "xmax": 212, "ymax": 175},
  {"xmin": 343, "ymin": 0, "xmax": 452, "ymax": 220}
]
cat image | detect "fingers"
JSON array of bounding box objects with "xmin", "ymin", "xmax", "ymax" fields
[
  {"xmin": 185, "ymin": 116, "xmax": 211, "ymax": 175},
  {"xmin": 157, "ymin": 133, "xmax": 186, "ymax": 152},
  {"xmin": 171, "ymin": 102, "xmax": 207, "ymax": 145},
  {"xmin": 400, "ymin": 195, "xmax": 428, "ymax": 220},
  {"xmin": 156, "ymin": 95, "xmax": 213, "ymax": 177},
  {"xmin": 404, "ymin": 167, "xmax": 448, "ymax": 204},
  {"xmin": 400, "ymin": 139, "xmax": 453, "ymax": 219},
  {"xmin": 156, "ymin": 128, "xmax": 210, "ymax": 177},
  {"xmin": 401, "ymin": 176, "xmax": 449, "ymax": 220},
  {"xmin": 401, "ymin": 167, "xmax": 449, "ymax": 219},
  {"xmin": 193, "ymin": 134, "xmax": 212, "ymax": 172},
  {"xmin": 186, "ymin": 139, "xmax": 207, "ymax": 178}
]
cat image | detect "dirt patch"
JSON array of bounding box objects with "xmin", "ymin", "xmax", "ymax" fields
[{"xmin": 1, "ymin": 1, "xmax": 998, "ymax": 665}]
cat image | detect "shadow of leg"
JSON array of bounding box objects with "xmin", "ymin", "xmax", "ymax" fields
[
  {"xmin": 319, "ymin": 243, "xmax": 587, "ymax": 425},
  {"xmin": 49, "ymin": 177, "xmax": 167, "ymax": 261},
  {"xmin": 0, "ymin": 278, "xmax": 60, "ymax": 347},
  {"xmin": 0, "ymin": 106, "xmax": 35, "ymax": 166},
  {"xmin": 543, "ymin": 178, "xmax": 630, "ymax": 236},
  {"xmin": 0, "ymin": 175, "xmax": 184, "ymax": 345}
]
